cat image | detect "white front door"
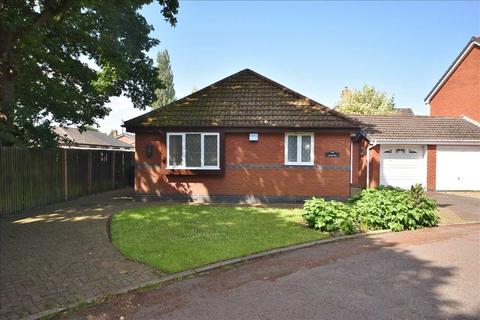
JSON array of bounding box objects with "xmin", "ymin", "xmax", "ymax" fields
[
  {"xmin": 380, "ymin": 145, "xmax": 426, "ymax": 189},
  {"xmin": 436, "ymin": 145, "xmax": 480, "ymax": 191}
]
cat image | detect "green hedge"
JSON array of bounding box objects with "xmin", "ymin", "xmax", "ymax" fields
[{"xmin": 303, "ymin": 185, "xmax": 439, "ymax": 234}]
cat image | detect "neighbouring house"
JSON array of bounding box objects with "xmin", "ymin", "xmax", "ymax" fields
[
  {"xmin": 115, "ymin": 132, "xmax": 135, "ymax": 148},
  {"xmin": 395, "ymin": 108, "xmax": 414, "ymax": 115},
  {"xmin": 124, "ymin": 69, "xmax": 362, "ymax": 202},
  {"xmin": 55, "ymin": 127, "xmax": 134, "ymax": 151},
  {"xmin": 351, "ymin": 115, "xmax": 480, "ymax": 192},
  {"xmin": 125, "ymin": 68, "xmax": 480, "ymax": 202},
  {"xmin": 425, "ymin": 36, "xmax": 480, "ymax": 121}
]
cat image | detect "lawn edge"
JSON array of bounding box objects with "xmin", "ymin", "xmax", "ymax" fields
[{"xmin": 31, "ymin": 229, "xmax": 390, "ymax": 320}]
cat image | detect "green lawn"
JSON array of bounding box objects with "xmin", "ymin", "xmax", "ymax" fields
[{"xmin": 111, "ymin": 204, "xmax": 329, "ymax": 273}]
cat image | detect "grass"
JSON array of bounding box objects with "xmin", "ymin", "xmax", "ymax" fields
[{"xmin": 111, "ymin": 204, "xmax": 328, "ymax": 273}]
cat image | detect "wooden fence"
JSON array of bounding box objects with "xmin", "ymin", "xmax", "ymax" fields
[{"xmin": 0, "ymin": 147, "xmax": 134, "ymax": 215}]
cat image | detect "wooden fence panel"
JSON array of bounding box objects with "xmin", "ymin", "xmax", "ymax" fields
[
  {"xmin": 67, "ymin": 150, "xmax": 89, "ymax": 199},
  {"xmin": 0, "ymin": 147, "xmax": 134, "ymax": 215}
]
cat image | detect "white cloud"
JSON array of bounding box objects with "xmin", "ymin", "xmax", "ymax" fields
[{"xmin": 96, "ymin": 96, "xmax": 150, "ymax": 134}]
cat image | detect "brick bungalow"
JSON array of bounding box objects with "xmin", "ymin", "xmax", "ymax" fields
[
  {"xmin": 125, "ymin": 68, "xmax": 480, "ymax": 202},
  {"xmin": 125, "ymin": 69, "xmax": 362, "ymax": 202}
]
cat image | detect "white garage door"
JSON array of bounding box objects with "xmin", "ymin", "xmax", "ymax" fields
[
  {"xmin": 436, "ymin": 145, "xmax": 480, "ymax": 191},
  {"xmin": 380, "ymin": 145, "xmax": 426, "ymax": 189}
]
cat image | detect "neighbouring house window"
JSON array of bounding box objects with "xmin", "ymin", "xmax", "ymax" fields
[
  {"xmin": 285, "ymin": 133, "xmax": 314, "ymax": 165},
  {"xmin": 167, "ymin": 133, "xmax": 220, "ymax": 169}
]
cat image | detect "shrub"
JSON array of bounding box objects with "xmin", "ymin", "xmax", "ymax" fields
[
  {"xmin": 303, "ymin": 185, "xmax": 439, "ymax": 234},
  {"xmin": 351, "ymin": 185, "xmax": 439, "ymax": 231},
  {"xmin": 303, "ymin": 198, "xmax": 357, "ymax": 235}
]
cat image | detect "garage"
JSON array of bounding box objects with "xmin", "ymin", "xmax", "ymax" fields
[
  {"xmin": 436, "ymin": 145, "xmax": 480, "ymax": 191},
  {"xmin": 379, "ymin": 145, "xmax": 426, "ymax": 189}
]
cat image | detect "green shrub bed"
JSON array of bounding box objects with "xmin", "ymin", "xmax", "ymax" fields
[{"xmin": 303, "ymin": 185, "xmax": 439, "ymax": 234}]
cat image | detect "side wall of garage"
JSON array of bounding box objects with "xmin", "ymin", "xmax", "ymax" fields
[{"xmin": 427, "ymin": 145, "xmax": 437, "ymax": 191}]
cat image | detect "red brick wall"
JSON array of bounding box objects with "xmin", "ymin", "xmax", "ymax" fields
[
  {"xmin": 135, "ymin": 132, "xmax": 352, "ymax": 199},
  {"xmin": 429, "ymin": 45, "xmax": 480, "ymax": 121},
  {"xmin": 351, "ymin": 141, "xmax": 359, "ymax": 186},
  {"xmin": 352, "ymin": 139, "xmax": 369, "ymax": 188},
  {"xmin": 426, "ymin": 145, "xmax": 437, "ymax": 191},
  {"xmin": 368, "ymin": 145, "xmax": 380, "ymax": 188}
]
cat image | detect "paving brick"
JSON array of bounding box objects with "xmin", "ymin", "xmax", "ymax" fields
[{"xmin": 0, "ymin": 189, "xmax": 163, "ymax": 319}]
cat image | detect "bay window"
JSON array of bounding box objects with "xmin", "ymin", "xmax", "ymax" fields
[
  {"xmin": 167, "ymin": 133, "xmax": 220, "ymax": 169},
  {"xmin": 285, "ymin": 133, "xmax": 314, "ymax": 165}
]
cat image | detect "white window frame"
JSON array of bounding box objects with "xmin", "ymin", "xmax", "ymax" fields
[
  {"xmin": 166, "ymin": 132, "xmax": 220, "ymax": 170},
  {"xmin": 284, "ymin": 132, "xmax": 315, "ymax": 165}
]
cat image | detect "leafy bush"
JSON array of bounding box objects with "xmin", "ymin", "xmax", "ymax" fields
[
  {"xmin": 303, "ymin": 185, "xmax": 439, "ymax": 234},
  {"xmin": 351, "ymin": 185, "xmax": 439, "ymax": 232},
  {"xmin": 303, "ymin": 198, "xmax": 357, "ymax": 234}
]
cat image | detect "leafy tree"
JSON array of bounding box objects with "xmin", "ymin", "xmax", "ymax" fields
[
  {"xmin": 0, "ymin": 0, "xmax": 179, "ymax": 147},
  {"xmin": 337, "ymin": 85, "xmax": 395, "ymax": 115},
  {"xmin": 152, "ymin": 49, "xmax": 175, "ymax": 108},
  {"xmin": 84, "ymin": 125, "xmax": 99, "ymax": 132}
]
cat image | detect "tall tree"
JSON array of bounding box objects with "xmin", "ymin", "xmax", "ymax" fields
[
  {"xmin": 0, "ymin": 0, "xmax": 179, "ymax": 146},
  {"xmin": 337, "ymin": 85, "xmax": 395, "ymax": 115},
  {"xmin": 152, "ymin": 49, "xmax": 175, "ymax": 108}
]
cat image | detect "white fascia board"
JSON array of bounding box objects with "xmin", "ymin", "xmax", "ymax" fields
[{"xmin": 372, "ymin": 139, "xmax": 480, "ymax": 146}]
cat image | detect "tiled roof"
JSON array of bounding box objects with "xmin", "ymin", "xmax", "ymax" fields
[
  {"xmin": 124, "ymin": 69, "xmax": 360, "ymax": 129},
  {"xmin": 54, "ymin": 127, "xmax": 133, "ymax": 148},
  {"xmin": 352, "ymin": 115, "xmax": 480, "ymax": 141}
]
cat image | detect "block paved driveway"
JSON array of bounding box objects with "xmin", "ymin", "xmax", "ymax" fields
[
  {"xmin": 0, "ymin": 189, "xmax": 163, "ymax": 320},
  {"xmin": 61, "ymin": 223, "xmax": 480, "ymax": 320},
  {"xmin": 429, "ymin": 192, "xmax": 480, "ymax": 223}
]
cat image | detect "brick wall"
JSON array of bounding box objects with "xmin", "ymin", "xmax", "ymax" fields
[
  {"xmin": 429, "ymin": 45, "xmax": 480, "ymax": 121},
  {"xmin": 368, "ymin": 145, "xmax": 381, "ymax": 188},
  {"xmin": 426, "ymin": 145, "xmax": 437, "ymax": 191},
  {"xmin": 352, "ymin": 139, "xmax": 369, "ymax": 188},
  {"xmin": 135, "ymin": 132, "xmax": 352, "ymax": 200}
]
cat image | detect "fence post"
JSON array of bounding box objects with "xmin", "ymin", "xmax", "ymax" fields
[
  {"xmin": 112, "ymin": 151, "xmax": 116, "ymax": 189},
  {"xmin": 87, "ymin": 150, "xmax": 93, "ymax": 194},
  {"xmin": 63, "ymin": 149, "xmax": 68, "ymax": 201}
]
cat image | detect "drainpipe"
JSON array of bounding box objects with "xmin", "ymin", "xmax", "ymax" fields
[{"xmin": 366, "ymin": 141, "xmax": 377, "ymax": 189}]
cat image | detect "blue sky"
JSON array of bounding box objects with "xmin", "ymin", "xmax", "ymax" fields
[{"xmin": 100, "ymin": 1, "xmax": 479, "ymax": 132}]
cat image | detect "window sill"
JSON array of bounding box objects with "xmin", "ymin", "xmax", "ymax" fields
[
  {"xmin": 166, "ymin": 167, "xmax": 220, "ymax": 170},
  {"xmin": 284, "ymin": 163, "xmax": 315, "ymax": 166},
  {"xmin": 161, "ymin": 168, "xmax": 223, "ymax": 176}
]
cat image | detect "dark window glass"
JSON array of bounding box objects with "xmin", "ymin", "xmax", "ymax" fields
[
  {"xmin": 168, "ymin": 135, "xmax": 183, "ymax": 166},
  {"xmin": 204, "ymin": 135, "xmax": 218, "ymax": 166},
  {"xmin": 186, "ymin": 134, "xmax": 201, "ymax": 167}
]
